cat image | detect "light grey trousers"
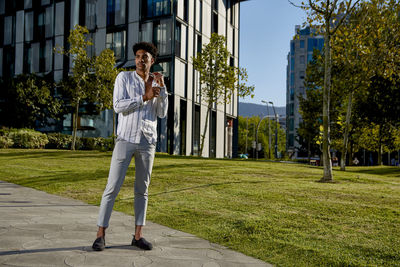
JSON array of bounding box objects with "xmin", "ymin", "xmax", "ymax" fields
[{"xmin": 97, "ymin": 135, "xmax": 155, "ymax": 227}]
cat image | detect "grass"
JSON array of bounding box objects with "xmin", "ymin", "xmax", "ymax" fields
[{"xmin": 1, "ymin": 149, "xmax": 399, "ymax": 266}]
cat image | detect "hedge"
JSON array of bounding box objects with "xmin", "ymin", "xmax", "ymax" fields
[{"xmin": 0, "ymin": 128, "xmax": 114, "ymax": 151}]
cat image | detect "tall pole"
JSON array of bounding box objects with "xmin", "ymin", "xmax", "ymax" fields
[
  {"xmin": 245, "ymin": 117, "xmax": 248, "ymax": 155},
  {"xmin": 269, "ymin": 101, "xmax": 278, "ymax": 159},
  {"xmin": 262, "ymin": 100, "xmax": 272, "ymax": 159}
]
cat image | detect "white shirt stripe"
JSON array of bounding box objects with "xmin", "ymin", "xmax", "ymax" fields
[{"xmin": 114, "ymin": 71, "xmax": 168, "ymax": 144}]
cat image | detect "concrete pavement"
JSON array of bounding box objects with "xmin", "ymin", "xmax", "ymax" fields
[{"xmin": 0, "ymin": 181, "xmax": 272, "ymax": 267}]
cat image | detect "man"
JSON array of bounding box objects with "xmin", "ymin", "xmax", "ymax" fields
[{"xmin": 92, "ymin": 42, "xmax": 168, "ymax": 251}]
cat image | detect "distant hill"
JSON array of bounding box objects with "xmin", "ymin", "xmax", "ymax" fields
[{"xmin": 239, "ymin": 102, "xmax": 286, "ymax": 118}]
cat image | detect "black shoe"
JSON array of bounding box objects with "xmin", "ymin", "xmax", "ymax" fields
[
  {"xmin": 92, "ymin": 236, "xmax": 105, "ymax": 251},
  {"xmin": 131, "ymin": 236, "xmax": 153, "ymax": 250}
]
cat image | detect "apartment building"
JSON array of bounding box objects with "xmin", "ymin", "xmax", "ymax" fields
[
  {"xmin": 286, "ymin": 25, "xmax": 324, "ymax": 158},
  {"xmin": 0, "ymin": 0, "xmax": 248, "ymax": 157}
]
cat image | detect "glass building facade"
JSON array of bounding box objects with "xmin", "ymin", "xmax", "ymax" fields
[
  {"xmin": 286, "ymin": 25, "xmax": 324, "ymax": 158},
  {"xmin": 0, "ymin": 0, "xmax": 246, "ymax": 158}
]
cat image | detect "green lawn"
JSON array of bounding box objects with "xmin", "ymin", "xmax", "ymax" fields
[{"xmin": 1, "ymin": 149, "xmax": 399, "ymax": 266}]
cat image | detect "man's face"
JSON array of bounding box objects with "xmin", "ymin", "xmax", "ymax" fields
[{"xmin": 135, "ymin": 49, "xmax": 154, "ymax": 72}]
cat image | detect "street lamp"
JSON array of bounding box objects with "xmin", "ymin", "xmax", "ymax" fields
[
  {"xmin": 269, "ymin": 101, "xmax": 279, "ymax": 159},
  {"xmin": 261, "ymin": 100, "xmax": 272, "ymax": 159}
]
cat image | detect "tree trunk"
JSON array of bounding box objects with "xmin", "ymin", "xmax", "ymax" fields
[
  {"xmin": 71, "ymin": 100, "xmax": 79, "ymax": 151},
  {"xmin": 199, "ymin": 104, "xmax": 211, "ymax": 157},
  {"xmin": 340, "ymin": 91, "xmax": 353, "ymax": 171},
  {"xmin": 307, "ymin": 138, "xmax": 311, "ymax": 162},
  {"xmin": 321, "ymin": 28, "xmax": 333, "ymax": 182},
  {"xmin": 378, "ymin": 126, "xmax": 383, "ymax": 165}
]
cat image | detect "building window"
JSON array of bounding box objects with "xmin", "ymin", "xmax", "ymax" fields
[
  {"xmin": 183, "ymin": 0, "xmax": 188, "ymax": 21},
  {"xmin": 290, "ymin": 56, "xmax": 294, "ymax": 71},
  {"xmin": 24, "ymin": 0, "xmax": 32, "ymax": 9},
  {"xmin": 25, "ymin": 11, "xmax": 34, "ymax": 42},
  {"xmin": 211, "ymin": 11, "xmax": 218, "ymax": 34},
  {"xmin": 289, "ymin": 134, "xmax": 294, "ymax": 147},
  {"xmin": 154, "ymin": 20, "xmax": 172, "ymax": 56},
  {"xmin": 85, "ymin": 0, "xmax": 96, "ymax": 30},
  {"xmin": 23, "ymin": 45, "xmax": 33, "ymax": 73},
  {"xmin": 210, "ymin": 110, "xmax": 217, "ymax": 158},
  {"xmin": 4, "ymin": 16, "xmax": 15, "ymax": 45},
  {"xmin": 196, "ymin": 33, "xmax": 202, "ymax": 54},
  {"xmin": 290, "ymin": 41, "xmax": 295, "ymax": 53},
  {"xmin": 106, "ymin": 30, "xmax": 126, "ymax": 61},
  {"xmin": 45, "ymin": 40, "xmax": 53, "ymax": 72},
  {"xmin": 36, "ymin": 11, "xmax": 45, "ymax": 40},
  {"xmin": 175, "ymin": 21, "xmax": 181, "ymax": 57},
  {"xmin": 307, "ymin": 53, "xmax": 313, "ymax": 63},
  {"xmin": 193, "ymin": 104, "xmax": 200, "ymax": 156},
  {"xmin": 229, "ymin": 0, "xmax": 234, "ymax": 25},
  {"xmin": 290, "ymin": 103, "xmax": 294, "ymax": 116},
  {"xmin": 212, "ymin": 0, "xmax": 218, "ymax": 11},
  {"xmin": 290, "ymin": 88, "xmax": 294, "ymax": 101},
  {"xmin": 299, "ymin": 71, "xmax": 305, "ymax": 79},
  {"xmin": 45, "ymin": 6, "xmax": 54, "ymax": 38},
  {"xmin": 142, "ymin": 0, "xmax": 172, "ymax": 18},
  {"xmin": 42, "ymin": 0, "xmax": 50, "ymax": 6},
  {"xmin": 300, "ymin": 55, "xmax": 305, "ymax": 65},
  {"xmin": 3, "ymin": 47, "xmax": 15, "ymax": 77},
  {"xmin": 0, "ymin": 0, "xmax": 4, "ymax": 15},
  {"xmin": 290, "ymin": 73, "xmax": 294, "ymax": 87},
  {"xmin": 290, "ymin": 118, "xmax": 294, "ymax": 131},
  {"xmin": 152, "ymin": 60, "xmax": 171, "ymax": 92},
  {"xmin": 180, "ymin": 99, "xmax": 187, "ymax": 155},
  {"xmin": 195, "ymin": 0, "xmax": 202, "ymax": 32},
  {"xmin": 107, "ymin": 0, "xmax": 126, "ymax": 26},
  {"xmin": 300, "ymin": 40, "xmax": 305, "ymax": 49},
  {"xmin": 175, "ymin": 21, "xmax": 187, "ymax": 60}
]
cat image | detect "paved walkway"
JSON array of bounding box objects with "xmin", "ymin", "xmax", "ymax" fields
[{"xmin": 0, "ymin": 181, "xmax": 271, "ymax": 267}]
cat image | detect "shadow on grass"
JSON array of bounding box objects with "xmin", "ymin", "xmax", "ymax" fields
[
  {"xmin": 7, "ymin": 169, "xmax": 110, "ymax": 188},
  {"xmin": 345, "ymin": 167, "xmax": 400, "ymax": 177},
  {"xmin": 149, "ymin": 180, "xmax": 272, "ymax": 197},
  {"xmin": 0, "ymin": 150, "xmax": 111, "ymax": 159}
]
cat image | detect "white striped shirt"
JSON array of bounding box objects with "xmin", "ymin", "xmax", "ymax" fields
[{"xmin": 113, "ymin": 71, "xmax": 168, "ymax": 144}]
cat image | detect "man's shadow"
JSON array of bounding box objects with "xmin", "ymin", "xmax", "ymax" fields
[{"xmin": 0, "ymin": 245, "xmax": 143, "ymax": 256}]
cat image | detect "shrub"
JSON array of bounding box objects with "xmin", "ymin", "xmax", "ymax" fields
[
  {"xmin": 46, "ymin": 133, "xmax": 73, "ymax": 149},
  {"xmin": 6, "ymin": 128, "xmax": 48, "ymax": 149},
  {"xmin": 0, "ymin": 135, "xmax": 14, "ymax": 148},
  {"xmin": 94, "ymin": 137, "xmax": 114, "ymax": 151},
  {"xmin": 80, "ymin": 137, "xmax": 96, "ymax": 150}
]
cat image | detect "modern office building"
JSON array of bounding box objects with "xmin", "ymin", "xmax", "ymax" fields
[
  {"xmin": 286, "ymin": 25, "xmax": 324, "ymax": 158},
  {"xmin": 0, "ymin": 0, "xmax": 248, "ymax": 158}
]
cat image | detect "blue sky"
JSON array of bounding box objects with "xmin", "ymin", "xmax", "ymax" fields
[{"xmin": 239, "ymin": 0, "xmax": 307, "ymax": 107}]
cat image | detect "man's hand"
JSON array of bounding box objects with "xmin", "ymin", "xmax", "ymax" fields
[
  {"xmin": 153, "ymin": 72, "xmax": 165, "ymax": 87},
  {"xmin": 143, "ymin": 73, "xmax": 164, "ymax": 102}
]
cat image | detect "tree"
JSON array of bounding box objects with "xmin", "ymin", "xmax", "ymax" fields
[
  {"xmin": 354, "ymin": 75, "xmax": 400, "ymax": 164},
  {"xmin": 0, "ymin": 74, "xmax": 62, "ymax": 129},
  {"xmin": 54, "ymin": 25, "xmax": 94, "ymax": 150},
  {"xmin": 332, "ymin": 0, "xmax": 400, "ymax": 170},
  {"xmin": 192, "ymin": 33, "xmax": 254, "ymax": 156},
  {"xmin": 290, "ymin": 0, "xmax": 361, "ymax": 182},
  {"xmin": 93, "ymin": 49, "xmax": 121, "ymax": 139},
  {"xmin": 238, "ymin": 115, "xmax": 286, "ymax": 159}
]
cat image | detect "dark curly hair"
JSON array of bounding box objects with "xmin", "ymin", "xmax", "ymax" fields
[{"xmin": 133, "ymin": 42, "xmax": 158, "ymax": 61}]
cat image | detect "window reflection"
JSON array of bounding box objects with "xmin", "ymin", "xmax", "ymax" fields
[
  {"xmin": 85, "ymin": 0, "xmax": 96, "ymax": 30},
  {"xmin": 106, "ymin": 30, "xmax": 126, "ymax": 61},
  {"xmin": 107, "ymin": 0, "xmax": 126, "ymax": 26},
  {"xmin": 25, "ymin": 11, "xmax": 33, "ymax": 41},
  {"xmin": 142, "ymin": 0, "xmax": 171, "ymax": 18}
]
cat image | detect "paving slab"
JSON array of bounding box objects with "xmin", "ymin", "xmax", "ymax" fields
[{"xmin": 0, "ymin": 181, "xmax": 272, "ymax": 267}]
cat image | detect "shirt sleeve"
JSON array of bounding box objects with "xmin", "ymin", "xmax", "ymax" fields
[
  {"xmin": 113, "ymin": 72, "xmax": 144, "ymax": 114},
  {"xmin": 156, "ymin": 86, "xmax": 168, "ymax": 118}
]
